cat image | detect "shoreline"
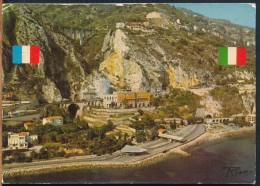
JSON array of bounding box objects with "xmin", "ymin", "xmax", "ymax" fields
[{"xmin": 3, "ymin": 126, "xmax": 255, "ymax": 178}]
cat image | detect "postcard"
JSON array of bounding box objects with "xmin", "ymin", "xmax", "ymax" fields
[{"xmin": 1, "ymin": 2, "xmax": 256, "ymax": 184}]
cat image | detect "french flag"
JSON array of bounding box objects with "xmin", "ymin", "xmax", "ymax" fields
[{"xmin": 12, "ymin": 45, "xmax": 40, "ymax": 64}]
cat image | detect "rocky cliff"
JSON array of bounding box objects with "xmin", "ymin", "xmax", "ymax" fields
[
  {"xmin": 2, "ymin": 4, "xmax": 256, "ymax": 105},
  {"xmin": 3, "ymin": 5, "xmax": 88, "ymax": 101}
]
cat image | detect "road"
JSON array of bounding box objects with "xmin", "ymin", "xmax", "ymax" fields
[
  {"xmin": 2, "ymin": 103, "xmax": 49, "ymax": 122},
  {"xmin": 3, "ymin": 124, "xmax": 205, "ymax": 171}
]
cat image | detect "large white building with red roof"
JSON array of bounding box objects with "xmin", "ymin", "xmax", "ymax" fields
[{"xmin": 8, "ymin": 132, "xmax": 38, "ymax": 149}]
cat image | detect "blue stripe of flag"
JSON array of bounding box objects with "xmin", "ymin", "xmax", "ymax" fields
[{"xmin": 12, "ymin": 45, "xmax": 22, "ymax": 64}]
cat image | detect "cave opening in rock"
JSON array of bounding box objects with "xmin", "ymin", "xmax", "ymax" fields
[{"xmin": 68, "ymin": 104, "xmax": 80, "ymax": 118}]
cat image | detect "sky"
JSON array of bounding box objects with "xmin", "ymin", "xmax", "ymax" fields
[{"xmin": 172, "ymin": 4, "xmax": 256, "ymax": 28}]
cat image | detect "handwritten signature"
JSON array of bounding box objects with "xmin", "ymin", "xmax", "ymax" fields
[{"xmin": 223, "ymin": 167, "xmax": 254, "ymax": 178}]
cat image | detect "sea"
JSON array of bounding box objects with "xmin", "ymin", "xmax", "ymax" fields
[{"xmin": 3, "ymin": 133, "xmax": 255, "ymax": 184}]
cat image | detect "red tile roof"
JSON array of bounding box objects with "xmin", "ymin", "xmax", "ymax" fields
[
  {"xmin": 157, "ymin": 128, "xmax": 166, "ymax": 133},
  {"xmin": 24, "ymin": 122, "xmax": 35, "ymax": 126}
]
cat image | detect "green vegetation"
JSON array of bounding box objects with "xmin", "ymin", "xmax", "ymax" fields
[
  {"xmin": 187, "ymin": 117, "xmax": 204, "ymax": 124},
  {"xmin": 153, "ymin": 88, "xmax": 201, "ymax": 119},
  {"xmin": 137, "ymin": 109, "xmax": 144, "ymax": 116},
  {"xmin": 130, "ymin": 114, "xmax": 155, "ymax": 130},
  {"xmin": 170, "ymin": 120, "xmax": 176, "ymax": 129},
  {"xmin": 209, "ymin": 86, "xmax": 246, "ymax": 117},
  {"xmin": 232, "ymin": 117, "xmax": 252, "ymax": 127},
  {"xmin": 2, "ymin": 106, "xmax": 133, "ymax": 160}
]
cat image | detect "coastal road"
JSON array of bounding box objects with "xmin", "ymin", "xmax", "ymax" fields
[{"xmin": 3, "ymin": 124, "xmax": 205, "ymax": 171}]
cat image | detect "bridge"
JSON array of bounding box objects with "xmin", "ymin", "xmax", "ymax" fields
[
  {"xmin": 158, "ymin": 133, "xmax": 185, "ymax": 142},
  {"xmin": 46, "ymin": 24, "xmax": 97, "ymax": 46},
  {"xmin": 58, "ymin": 98, "xmax": 102, "ymax": 117},
  {"xmin": 204, "ymin": 117, "xmax": 233, "ymax": 124}
]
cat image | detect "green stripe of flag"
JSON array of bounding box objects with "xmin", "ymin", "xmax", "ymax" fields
[{"xmin": 219, "ymin": 47, "xmax": 228, "ymax": 65}]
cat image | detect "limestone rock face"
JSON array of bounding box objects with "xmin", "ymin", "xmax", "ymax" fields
[
  {"xmin": 234, "ymin": 71, "xmax": 255, "ymax": 80},
  {"xmin": 2, "ymin": 4, "xmax": 255, "ymax": 107},
  {"xmin": 81, "ymin": 70, "xmax": 111, "ymax": 98},
  {"xmin": 200, "ymin": 94, "xmax": 222, "ymax": 117},
  {"xmin": 2, "ymin": 5, "xmax": 86, "ymax": 102},
  {"xmin": 42, "ymin": 79, "xmax": 62, "ymax": 102},
  {"xmin": 241, "ymin": 93, "xmax": 256, "ymax": 114},
  {"xmin": 99, "ymin": 28, "xmax": 200, "ymax": 93},
  {"xmin": 146, "ymin": 12, "xmax": 162, "ymax": 19}
]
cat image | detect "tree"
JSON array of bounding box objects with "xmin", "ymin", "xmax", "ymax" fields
[
  {"xmin": 124, "ymin": 132, "xmax": 128, "ymax": 141},
  {"xmin": 137, "ymin": 109, "xmax": 144, "ymax": 116},
  {"xmin": 135, "ymin": 130, "xmax": 146, "ymax": 143},
  {"xmin": 111, "ymin": 101, "xmax": 116, "ymax": 108},
  {"xmin": 170, "ymin": 121, "xmax": 176, "ymax": 130},
  {"xmin": 150, "ymin": 129, "xmax": 159, "ymax": 140},
  {"xmin": 142, "ymin": 114, "xmax": 155, "ymax": 128},
  {"xmin": 39, "ymin": 148, "xmax": 50, "ymax": 159},
  {"xmin": 122, "ymin": 98, "xmax": 128, "ymax": 108},
  {"xmin": 12, "ymin": 150, "xmax": 22, "ymax": 162},
  {"xmin": 30, "ymin": 150, "xmax": 39, "ymax": 159}
]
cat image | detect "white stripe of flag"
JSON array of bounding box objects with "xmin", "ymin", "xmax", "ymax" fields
[
  {"xmin": 228, "ymin": 47, "xmax": 237, "ymax": 65},
  {"xmin": 22, "ymin": 46, "xmax": 30, "ymax": 64}
]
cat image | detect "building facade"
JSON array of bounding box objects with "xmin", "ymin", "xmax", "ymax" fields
[
  {"xmin": 246, "ymin": 114, "xmax": 256, "ymax": 124},
  {"xmin": 193, "ymin": 25, "xmax": 200, "ymax": 31},
  {"xmin": 8, "ymin": 132, "xmax": 38, "ymax": 149},
  {"xmin": 127, "ymin": 22, "xmax": 143, "ymax": 29},
  {"xmin": 117, "ymin": 91, "xmax": 154, "ymax": 107},
  {"xmin": 102, "ymin": 91, "xmax": 153, "ymax": 108},
  {"xmin": 43, "ymin": 116, "xmax": 63, "ymax": 126},
  {"xmin": 83, "ymin": 88, "xmax": 97, "ymax": 100},
  {"xmin": 103, "ymin": 92, "xmax": 118, "ymax": 108}
]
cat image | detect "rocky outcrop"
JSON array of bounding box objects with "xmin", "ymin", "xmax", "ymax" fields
[
  {"xmin": 42, "ymin": 79, "xmax": 62, "ymax": 102},
  {"xmin": 99, "ymin": 28, "xmax": 202, "ymax": 92},
  {"xmin": 2, "ymin": 4, "xmax": 255, "ymax": 103},
  {"xmin": 241, "ymin": 93, "xmax": 256, "ymax": 114},
  {"xmin": 80, "ymin": 70, "xmax": 111, "ymax": 98},
  {"xmin": 200, "ymin": 94, "xmax": 222, "ymax": 117},
  {"xmin": 2, "ymin": 5, "xmax": 87, "ymax": 101}
]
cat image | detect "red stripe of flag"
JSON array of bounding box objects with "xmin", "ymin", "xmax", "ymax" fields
[
  {"xmin": 30, "ymin": 45, "xmax": 39, "ymax": 64},
  {"xmin": 236, "ymin": 47, "xmax": 246, "ymax": 65}
]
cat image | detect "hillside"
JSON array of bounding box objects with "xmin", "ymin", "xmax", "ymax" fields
[{"xmin": 2, "ymin": 4, "xmax": 256, "ymax": 105}]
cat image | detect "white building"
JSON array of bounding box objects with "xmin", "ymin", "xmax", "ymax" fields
[
  {"xmin": 8, "ymin": 132, "xmax": 38, "ymax": 149},
  {"xmin": 29, "ymin": 135, "xmax": 38, "ymax": 144},
  {"xmin": 43, "ymin": 116, "xmax": 63, "ymax": 126},
  {"xmin": 193, "ymin": 25, "xmax": 200, "ymax": 31},
  {"xmin": 184, "ymin": 26, "xmax": 190, "ymax": 31},
  {"xmin": 246, "ymin": 114, "xmax": 256, "ymax": 124},
  {"xmin": 116, "ymin": 22, "xmax": 125, "ymax": 28},
  {"xmin": 103, "ymin": 92, "xmax": 117, "ymax": 108},
  {"xmin": 247, "ymin": 41, "xmax": 255, "ymax": 46},
  {"xmin": 176, "ymin": 19, "xmax": 181, "ymax": 24}
]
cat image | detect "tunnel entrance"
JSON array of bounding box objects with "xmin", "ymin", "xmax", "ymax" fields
[
  {"xmin": 205, "ymin": 114, "xmax": 213, "ymax": 118},
  {"xmin": 68, "ymin": 104, "xmax": 80, "ymax": 118}
]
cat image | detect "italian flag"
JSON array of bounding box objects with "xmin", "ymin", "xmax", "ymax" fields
[
  {"xmin": 12, "ymin": 45, "xmax": 40, "ymax": 64},
  {"xmin": 219, "ymin": 47, "xmax": 246, "ymax": 65}
]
